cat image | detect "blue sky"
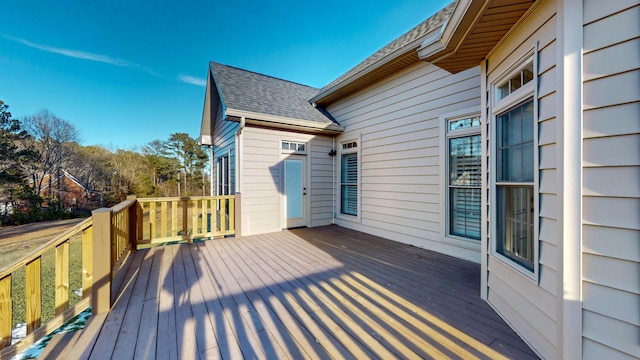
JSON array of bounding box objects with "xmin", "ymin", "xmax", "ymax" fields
[{"xmin": 1, "ymin": 0, "xmax": 451, "ymax": 149}]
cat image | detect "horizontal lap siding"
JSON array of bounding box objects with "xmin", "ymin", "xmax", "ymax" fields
[
  {"xmin": 485, "ymin": 0, "xmax": 559, "ymax": 358},
  {"xmin": 327, "ymin": 61, "xmax": 482, "ymax": 263},
  {"xmin": 309, "ymin": 138, "xmax": 335, "ymax": 227},
  {"xmin": 241, "ymin": 127, "xmax": 333, "ymax": 235},
  {"xmin": 213, "ymin": 115, "xmax": 238, "ymax": 194},
  {"xmin": 582, "ymin": 1, "xmax": 640, "ymax": 358}
]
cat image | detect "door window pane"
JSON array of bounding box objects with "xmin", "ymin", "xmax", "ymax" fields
[
  {"xmin": 285, "ymin": 160, "xmax": 303, "ymax": 219},
  {"xmin": 341, "ymin": 153, "xmax": 357, "ymax": 216}
]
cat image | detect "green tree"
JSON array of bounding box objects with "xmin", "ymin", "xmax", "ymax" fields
[
  {"xmin": 163, "ymin": 133, "xmax": 208, "ymax": 196},
  {"xmin": 143, "ymin": 139, "xmax": 181, "ymax": 196},
  {"xmin": 0, "ymin": 101, "xmax": 40, "ymax": 219}
]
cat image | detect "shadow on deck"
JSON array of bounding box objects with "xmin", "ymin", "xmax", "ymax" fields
[{"xmin": 43, "ymin": 225, "xmax": 539, "ymax": 359}]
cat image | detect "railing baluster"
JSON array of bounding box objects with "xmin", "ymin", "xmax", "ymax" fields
[
  {"xmin": 54, "ymin": 240, "xmax": 70, "ymax": 316},
  {"xmin": 25, "ymin": 257, "xmax": 41, "ymax": 334},
  {"xmin": 161, "ymin": 201, "xmax": 168, "ymax": 238},
  {"xmin": 221, "ymin": 199, "xmax": 227, "ymax": 232},
  {"xmin": 172, "ymin": 200, "xmax": 178, "ymax": 237},
  {"xmin": 82, "ymin": 227, "xmax": 93, "ymax": 300},
  {"xmin": 0, "ymin": 275, "xmax": 11, "ymax": 349},
  {"xmin": 229, "ymin": 197, "xmax": 235, "ymax": 233},
  {"xmin": 211, "ymin": 198, "xmax": 218, "ymax": 233},
  {"xmin": 137, "ymin": 202, "xmax": 143, "ymax": 245},
  {"xmin": 192, "ymin": 199, "xmax": 198, "ymax": 237},
  {"xmin": 201, "ymin": 199, "xmax": 207, "ymax": 235},
  {"xmin": 149, "ymin": 202, "xmax": 156, "ymax": 241}
]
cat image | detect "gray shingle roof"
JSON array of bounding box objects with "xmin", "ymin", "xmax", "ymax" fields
[
  {"xmin": 317, "ymin": 2, "xmax": 455, "ymax": 94},
  {"xmin": 210, "ymin": 62, "xmax": 337, "ymax": 124}
]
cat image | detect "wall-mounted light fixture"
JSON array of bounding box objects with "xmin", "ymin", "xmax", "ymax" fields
[{"xmin": 328, "ymin": 149, "xmax": 337, "ymax": 157}]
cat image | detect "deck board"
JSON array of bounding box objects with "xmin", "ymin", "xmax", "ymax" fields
[{"xmin": 62, "ymin": 226, "xmax": 539, "ymax": 360}]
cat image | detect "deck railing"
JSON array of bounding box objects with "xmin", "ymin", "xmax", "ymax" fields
[
  {"xmin": 0, "ymin": 194, "xmax": 240, "ymax": 357},
  {"xmin": 137, "ymin": 195, "xmax": 236, "ymax": 245},
  {"xmin": 0, "ymin": 218, "xmax": 93, "ymax": 358}
]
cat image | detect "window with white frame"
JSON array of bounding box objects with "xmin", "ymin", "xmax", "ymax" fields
[
  {"xmin": 493, "ymin": 59, "xmax": 536, "ymax": 272},
  {"xmin": 217, "ymin": 154, "xmax": 229, "ymax": 196},
  {"xmin": 281, "ymin": 140, "xmax": 307, "ymax": 153},
  {"xmin": 340, "ymin": 141, "xmax": 358, "ymax": 216},
  {"xmin": 447, "ymin": 115, "xmax": 481, "ymax": 240}
]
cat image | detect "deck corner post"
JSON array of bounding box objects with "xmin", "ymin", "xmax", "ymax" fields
[
  {"xmin": 234, "ymin": 193, "xmax": 241, "ymax": 238},
  {"xmin": 127, "ymin": 195, "xmax": 138, "ymax": 251},
  {"xmin": 92, "ymin": 207, "xmax": 113, "ymax": 315}
]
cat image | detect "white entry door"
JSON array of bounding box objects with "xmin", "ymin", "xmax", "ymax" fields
[{"xmin": 284, "ymin": 156, "xmax": 306, "ymax": 228}]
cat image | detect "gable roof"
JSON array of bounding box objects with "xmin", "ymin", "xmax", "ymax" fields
[
  {"xmin": 210, "ymin": 62, "xmax": 339, "ymax": 126},
  {"xmin": 311, "ymin": 2, "xmax": 455, "ymax": 105}
]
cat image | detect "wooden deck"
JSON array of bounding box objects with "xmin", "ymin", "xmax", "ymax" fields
[{"xmin": 47, "ymin": 226, "xmax": 538, "ymax": 359}]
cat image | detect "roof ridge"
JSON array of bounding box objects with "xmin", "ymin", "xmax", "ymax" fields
[{"xmin": 210, "ymin": 61, "xmax": 319, "ymax": 90}]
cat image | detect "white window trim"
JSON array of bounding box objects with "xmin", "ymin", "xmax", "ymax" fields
[
  {"xmin": 439, "ymin": 107, "xmax": 482, "ymax": 251},
  {"xmin": 489, "ymin": 50, "xmax": 540, "ymax": 282},
  {"xmin": 281, "ymin": 140, "xmax": 308, "ymax": 155},
  {"xmin": 337, "ymin": 135, "xmax": 361, "ymax": 221}
]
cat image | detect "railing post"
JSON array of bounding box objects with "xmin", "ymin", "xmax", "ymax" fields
[
  {"xmin": 127, "ymin": 195, "xmax": 138, "ymax": 251},
  {"xmin": 92, "ymin": 208, "xmax": 112, "ymax": 315},
  {"xmin": 234, "ymin": 193, "xmax": 241, "ymax": 238}
]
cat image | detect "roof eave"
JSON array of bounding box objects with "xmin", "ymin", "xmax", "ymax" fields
[
  {"xmin": 417, "ymin": 0, "xmax": 538, "ymax": 73},
  {"xmin": 226, "ymin": 109, "xmax": 345, "ymax": 135},
  {"xmin": 310, "ymin": 32, "xmax": 438, "ymax": 106}
]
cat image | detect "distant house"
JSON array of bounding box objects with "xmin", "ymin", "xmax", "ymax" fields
[
  {"xmin": 200, "ymin": 0, "xmax": 640, "ymax": 359},
  {"xmin": 37, "ymin": 169, "xmax": 90, "ymax": 209}
]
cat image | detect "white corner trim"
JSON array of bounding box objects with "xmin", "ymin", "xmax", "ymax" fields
[{"xmin": 557, "ymin": 0, "xmax": 583, "ymax": 359}]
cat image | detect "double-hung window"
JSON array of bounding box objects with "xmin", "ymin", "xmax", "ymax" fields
[
  {"xmin": 493, "ymin": 60, "xmax": 536, "ymax": 273},
  {"xmin": 217, "ymin": 154, "xmax": 229, "ymax": 196},
  {"xmin": 340, "ymin": 141, "xmax": 358, "ymax": 216},
  {"xmin": 447, "ymin": 115, "xmax": 482, "ymax": 240}
]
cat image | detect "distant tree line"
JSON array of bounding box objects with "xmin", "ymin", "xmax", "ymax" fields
[{"xmin": 0, "ymin": 100, "xmax": 209, "ymax": 226}]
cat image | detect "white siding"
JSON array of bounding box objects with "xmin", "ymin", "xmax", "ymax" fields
[
  {"xmin": 582, "ymin": 1, "xmax": 640, "ymax": 358},
  {"xmin": 240, "ymin": 127, "xmax": 333, "ymax": 236},
  {"xmin": 484, "ymin": 0, "xmax": 559, "ymax": 358},
  {"xmin": 327, "ymin": 60, "xmax": 482, "ymax": 263},
  {"xmin": 213, "ymin": 115, "xmax": 238, "ymax": 194}
]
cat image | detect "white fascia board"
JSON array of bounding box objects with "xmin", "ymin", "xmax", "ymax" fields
[
  {"xmin": 310, "ymin": 36, "xmax": 429, "ymax": 104},
  {"xmin": 417, "ymin": 0, "xmax": 473, "ymax": 60},
  {"xmin": 225, "ymin": 108, "xmax": 345, "ymax": 133}
]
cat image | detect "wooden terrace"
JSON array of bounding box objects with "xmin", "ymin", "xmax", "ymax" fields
[{"xmin": 45, "ymin": 226, "xmax": 538, "ymax": 359}]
